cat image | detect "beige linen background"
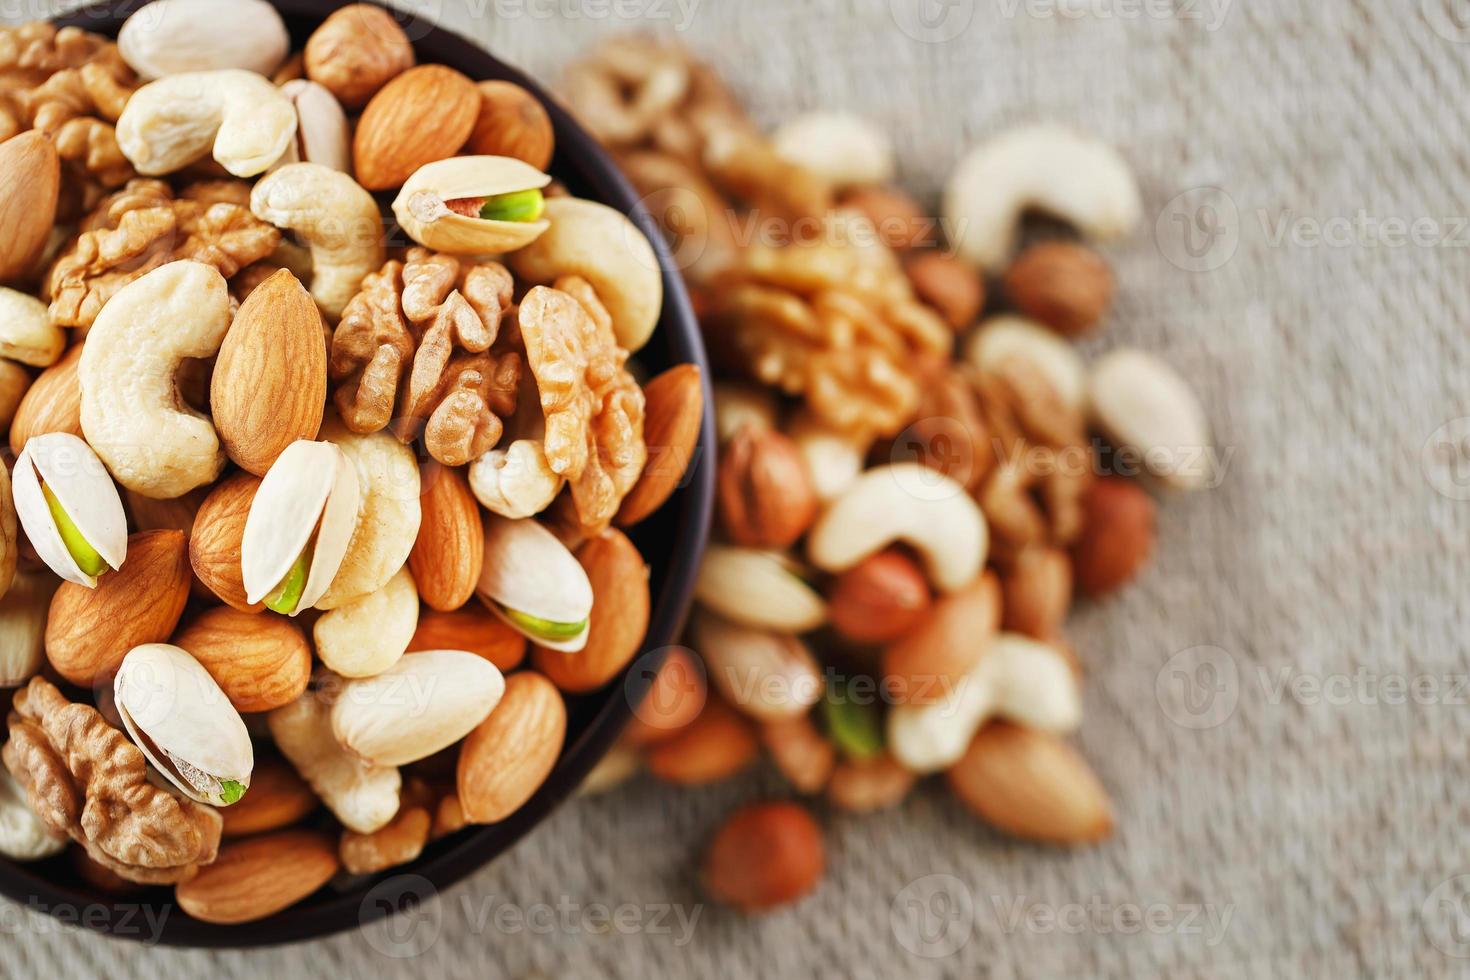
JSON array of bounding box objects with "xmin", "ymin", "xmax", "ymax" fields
[{"xmin": 5, "ymin": 0, "xmax": 1470, "ymax": 976}]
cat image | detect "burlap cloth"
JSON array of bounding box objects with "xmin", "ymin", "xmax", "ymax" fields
[{"xmin": 4, "ymin": 1, "xmax": 1468, "ymax": 976}]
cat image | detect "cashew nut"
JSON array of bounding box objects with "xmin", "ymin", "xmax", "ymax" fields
[
  {"xmin": 943, "ymin": 124, "xmax": 1141, "ymax": 271},
  {"xmin": 0, "ymin": 288, "xmax": 63, "ymax": 367},
  {"xmin": 0, "ymin": 767, "xmax": 65, "ymax": 861},
  {"xmin": 79, "ymin": 261, "xmax": 231, "ymax": 499},
  {"xmin": 695, "ymin": 545, "xmax": 827, "ymax": 633},
  {"xmin": 119, "ymin": 0, "xmax": 290, "ymax": 80},
  {"xmin": 964, "ymin": 315, "xmax": 1087, "ymax": 412},
  {"xmin": 117, "ymin": 69, "xmax": 298, "ymax": 177},
  {"xmin": 1089, "ymin": 348, "xmax": 1212, "ymax": 491},
  {"xmin": 251, "ymin": 163, "xmax": 385, "ymax": 320},
  {"xmin": 772, "ymin": 112, "xmax": 895, "ymax": 188},
  {"xmin": 468, "ymin": 439, "xmax": 563, "ymax": 519},
  {"xmin": 313, "ymin": 566, "xmax": 419, "ymax": 678},
  {"xmin": 807, "ymin": 464, "xmax": 988, "ymax": 592},
  {"xmin": 712, "ymin": 382, "xmax": 778, "ymax": 445},
  {"xmin": 888, "ymin": 633, "xmax": 1081, "ymax": 773},
  {"xmin": 508, "ymin": 197, "xmax": 663, "ymax": 352},
  {"xmin": 787, "ymin": 410, "xmax": 866, "ymax": 503},
  {"xmin": 268, "ymin": 687, "xmax": 401, "ymax": 834}
]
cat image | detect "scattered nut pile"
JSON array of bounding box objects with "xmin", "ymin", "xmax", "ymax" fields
[
  {"xmin": 0, "ymin": 3, "xmax": 705, "ymax": 924},
  {"xmin": 562, "ymin": 37, "xmax": 1214, "ymax": 910}
]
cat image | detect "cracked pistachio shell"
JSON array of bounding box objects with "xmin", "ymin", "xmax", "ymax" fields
[
  {"xmin": 12, "ymin": 432, "xmax": 127, "ymax": 588},
  {"xmin": 114, "ymin": 643, "xmax": 255, "ymax": 806},
  {"xmin": 391, "ymin": 155, "xmax": 551, "ymax": 255},
  {"xmin": 241, "ymin": 440, "xmax": 360, "ymax": 614},
  {"xmin": 476, "ymin": 515, "xmax": 592, "ymax": 652}
]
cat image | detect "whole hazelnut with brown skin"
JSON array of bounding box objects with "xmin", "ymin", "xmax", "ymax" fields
[
  {"xmin": 466, "ymin": 81, "xmax": 555, "ymax": 171},
  {"xmin": 826, "ymin": 549, "xmax": 932, "ymax": 645},
  {"xmin": 304, "ymin": 4, "xmax": 416, "ymax": 110},
  {"xmin": 906, "ymin": 251, "xmax": 985, "ymax": 330},
  {"xmin": 1071, "ymin": 477, "xmax": 1155, "ymax": 597},
  {"xmin": 1001, "ymin": 545, "xmax": 1073, "ymax": 639},
  {"xmin": 703, "ymin": 802, "xmax": 824, "ymax": 912},
  {"xmin": 1004, "ymin": 241, "xmax": 1114, "ymax": 337},
  {"xmin": 717, "ymin": 424, "xmax": 818, "ymax": 549}
]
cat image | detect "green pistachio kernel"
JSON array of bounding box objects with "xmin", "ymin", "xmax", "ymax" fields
[
  {"xmin": 822, "ymin": 675, "xmax": 885, "ymax": 760},
  {"xmin": 265, "ymin": 544, "xmax": 313, "ymax": 615},
  {"xmin": 219, "ymin": 780, "xmax": 246, "ymax": 806},
  {"xmin": 479, "ymin": 188, "xmax": 545, "ymax": 223},
  {"xmin": 502, "ymin": 606, "xmax": 588, "ymax": 642},
  {"xmin": 41, "ymin": 482, "xmax": 107, "ymax": 577}
]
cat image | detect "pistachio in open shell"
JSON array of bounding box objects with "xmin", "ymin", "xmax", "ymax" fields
[
  {"xmin": 391, "ymin": 155, "xmax": 551, "ymax": 255},
  {"xmin": 476, "ymin": 515, "xmax": 592, "ymax": 652},
  {"xmin": 12, "ymin": 432, "xmax": 126, "ymax": 588},
  {"xmin": 114, "ymin": 643, "xmax": 255, "ymax": 807},
  {"xmin": 241, "ymin": 440, "xmax": 360, "ymax": 616}
]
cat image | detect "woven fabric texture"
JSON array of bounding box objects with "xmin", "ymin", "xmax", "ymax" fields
[{"xmin": 4, "ymin": 1, "xmax": 1470, "ymax": 977}]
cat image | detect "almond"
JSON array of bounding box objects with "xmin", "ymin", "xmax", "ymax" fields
[
  {"xmin": 220, "ymin": 755, "xmax": 318, "ymax": 838},
  {"xmin": 457, "ymin": 671, "xmax": 566, "ymax": 823},
  {"xmin": 45, "ymin": 529, "xmax": 190, "ymax": 687},
  {"xmin": 617, "ymin": 364, "xmax": 704, "ymax": 527},
  {"xmin": 175, "ymin": 829, "xmax": 339, "ymax": 924},
  {"xmin": 0, "ymin": 132, "xmax": 60, "ymax": 283},
  {"xmin": 1070, "ymin": 477, "xmax": 1155, "ymax": 597},
  {"xmin": 408, "ymin": 604, "xmax": 525, "ymax": 672},
  {"xmin": 172, "ymin": 606, "xmax": 311, "ymax": 712},
  {"xmin": 1003, "ymin": 241, "xmax": 1113, "ymax": 337},
  {"xmin": 646, "ymin": 696, "xmax": 757, "ymax": 785},
  {"xmin": 946, "ymin": 722, "xmax": 1112, "ymax": 844},
  {"xmin": 190, "ymin": 472, "xmax": 263, "ymax": 612},
  {"xmin": 211, "ymin": 269, "xmax": 326, "ymax": 475},
  {"xmin": 702, "ymin": 802, "xmax": 824, "ymax": 912},
  {"xmin": 840, "ymin": 185, "xmax": 934, "ymax": 251},
  {"xmin": 906, "ymin": 250, "xmax": 985, "ymax": 330},
  {"xmin": 533, "ymin": 528, "xmax": 648, "ymax": 693},
  {"xmin": 882, "ymin": 572, "xmax": 1000, "ymax": 702},
  {"xmin": 1001, "ymin": 546, "xmax": 1073, "ymax": 639},
  {"xmin": 623, "ymin": 646, "xmax": 707, "ymax": 746},
  {"xmin": 9, "ymin": 342, "xmax": 81, "ymax": 455},
  {"xmin": 353, "ymin": 64, "xmax": 479, "ymax": 191},
  {"xmin": 827, "ymin": 549, "xmax": 932, "ymax": 645},
  {"xmin": 408, "ymin": 462, "xmax": 483, "ymax": 611},
  {"xmin": 467, "ymin": 80, "xmax": 554, "ymax": 170}
]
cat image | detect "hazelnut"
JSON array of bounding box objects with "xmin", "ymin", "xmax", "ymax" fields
[
  {"xmin": 826, "ymin": 549, "xmax": 931, "ymax": 645},
  {"xmin": 905, "ymin": 251, "xmax": 985, "ymax": 330},
  {"xmin": 840, "ymin": 186, "xmax": 935, "ymax": 251},
  {"xmin": 304, "ymin": 4, "xmax": 416, "ymax": 110},
  {"xmin": 716, "ymin": 424, "xmax": 818, "ymax": 549},
  {"xmin": 1001, "ymin": 545, "xmax": 1073, "ymax": 639},
  {"xmin": 1003, "ymin": 241, "xmax": 1114, "ymax": 336},
  {"xmin": 466, "ymin": 81, "xmax": 555, "ymax": 171},
  {"xmin": 702, "ymin": 801, "xmax": 824, "ymax": 911},
  {"xmin": 1071, "ymin": 477, "xmax": 1155, "ymax": 596}
]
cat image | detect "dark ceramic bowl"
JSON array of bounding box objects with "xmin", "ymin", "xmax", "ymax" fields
[{"xmin": 0, "ymin": 0, "xmax": 713, "ymax": 947}]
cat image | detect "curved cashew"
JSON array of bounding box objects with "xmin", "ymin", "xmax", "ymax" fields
[
  {"xmin": 808, "ymin": 464, "xmax": 988, "ymax": 593},
  {"xmin": 964, "ymin": 315, "xmax": 1087, "ymax": 412},
  {"xmin": 943, "ymin": 124, "xmax": 1141, "ymax": 271},
  {"xmin": 117, "ymin": 69, "xmax": 297, "ymax": 177},
  {"xmin": 787, "ymin": 410, "xmax": 866, "ymax": 503},
  {"xmin": 712, "ymin": 382, "xmax": 778, "ymax": 445},
  {"xmin": 772, "ymin": 112, "xmax": 895, "ymax": 188},
  {"xmin": 694, "ymin": 545, "xmax": 827, "ymax": 633},
  {"xmin": 251, "ymin": 163, "xmax": 385, "ymax": 320},
  {"xmin": 888, "ymin": 633, "xmax": 1081, "ymax": 773},
  {"xmin": 314, "ymin": 566, "xmax": 419, "ymax": 678},
  {"xmin": 508, "ymin": 197, "xmax": 663, "ymax": 352},
  {"xmin": 268, "ymin": 688, "xmax": 400, "ymax": 834},
  {"xmin": 0, "ymin": 288, "xmax": 63, "ymax": 367},
  {"xmin": 468, "ymin": 439, "xmax": 563, "ymax": 519},
  {"xmin": 1089, "ymin": 348, "xmax": 1212, "ymax": 491},
  {"xmin": 0, "ymin": 767, "xmax": 65, "ymax": 861},
  {"xmin": 79, "ymin": 261, "xmax": 231, "ymax": 499}
]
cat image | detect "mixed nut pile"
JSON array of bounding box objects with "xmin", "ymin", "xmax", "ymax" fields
[
  {"xmin": 561, "ymin": 38, "xmax": 1213, "ymax": 911},
  {"xmin": 0, "ymin": 3, "xmax": 704, "ymax": 923}
]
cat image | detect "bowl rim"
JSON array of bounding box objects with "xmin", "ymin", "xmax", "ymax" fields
[{"xmin": 0, "ymin": 0, "xmax": 714, "ymax": 948}]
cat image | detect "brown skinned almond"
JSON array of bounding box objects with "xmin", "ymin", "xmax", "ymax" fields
[
  {"xmin": 882, "ymin": 572, "xmax": 1000, "ymax": 703},
  {"xmin": 408, "ymin": 463, "xmax": 483, "ymax": 611},
  {"xmin": 175, "ymin": 830, "xmax": 339, "ymax": 924},
  {"xmin": 190, "ymin": 472, "xmax": 264, "ymax": 613},
  {"xmin": 211, "ymin": 269, "xmax": 326, "ymax": 475},
  {"xmin": 408, "ymin": 604, "xmax": 525, "ymax": 672},
  {"xmin": 533, "ymin": 528, "xmax": 648, "ymax": 693},
  {"xmin": 172, "ymin": 606, "xmax": 312, "ymax": 712},
  {"xmin": 220, "ymin": 755, "xmax": 318, "ymax": 838},
  {"xmin": 9, "ymin": 342, "xmax": 81, "ymax": 455},
  {"xmin": 0, "ymin": 132, "xmax": 60, "ymax": 282},
  {"xmin": 946, "ymin": 723, "xmax": 1113, "ymax": 844},
  {"xmin": 353, "ymin": 64, "xmax": 479, "ymax": 191},
  {"xmin": 45, "ymin": 530, "xmax": 190, "ymax": 687},
  {"xmin": 617, "ymin": 364, "xmax": 704, "ymax": 527},
  {"xmin": 646, "ymin": 697, "xmax": 757, "ymax": 785},
  {"xmin": 457, "ymin": 671, "xmax": 566, "ymax": 823}
]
